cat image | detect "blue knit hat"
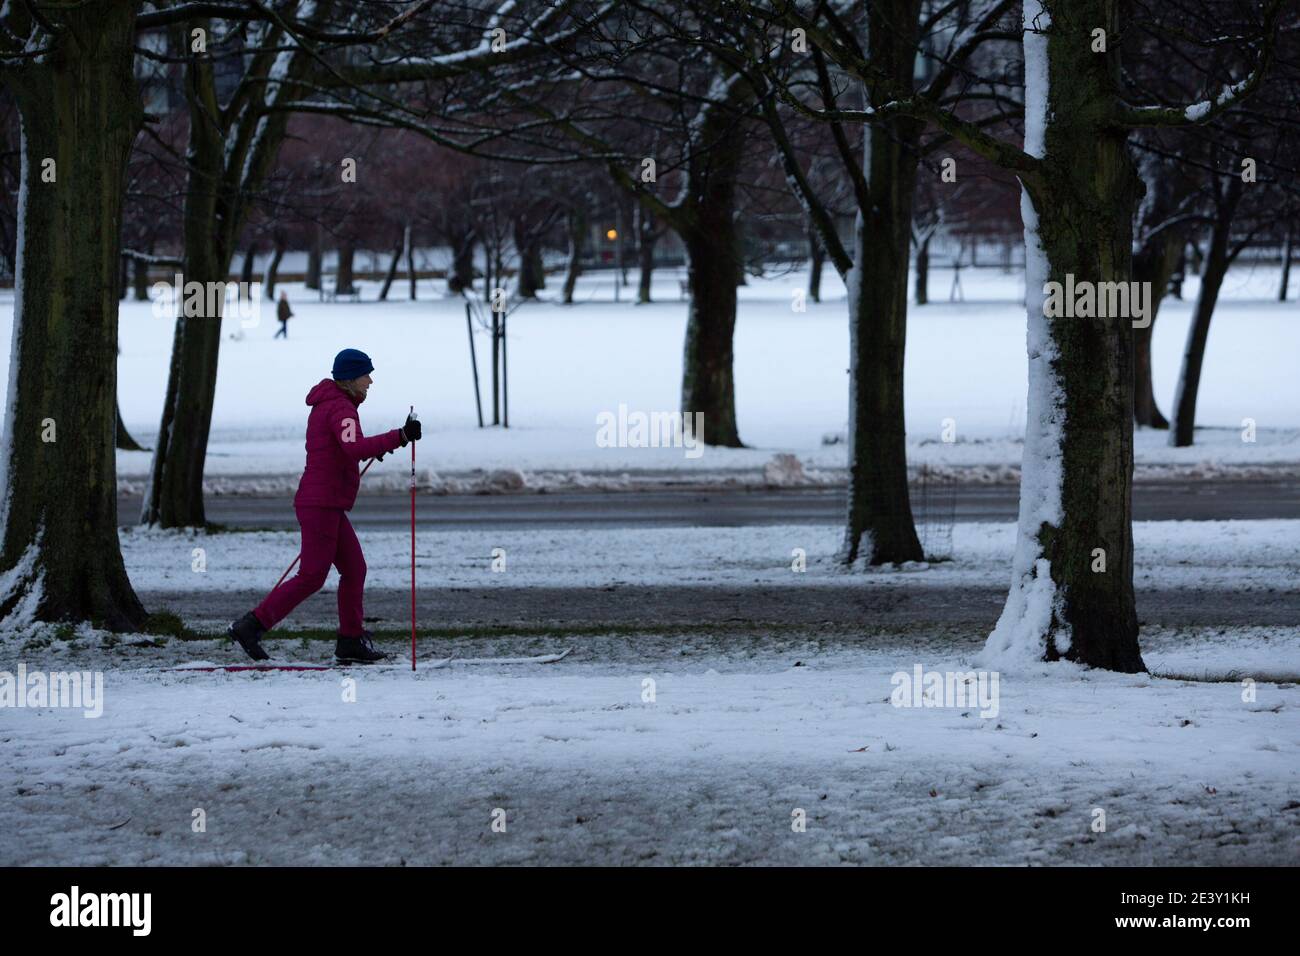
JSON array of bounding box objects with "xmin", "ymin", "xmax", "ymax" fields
[{"xmin": 332, "ymin": 348, "xmax": 374, "ymax": 381}]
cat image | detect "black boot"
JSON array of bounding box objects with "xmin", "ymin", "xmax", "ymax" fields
[
  {"xmin": 228, "ymin": 611, "xmax": 269, "ymax": 661},
  {"xmin": 335, "ymin": 630, "xmax": 389, "ymax": 665}
]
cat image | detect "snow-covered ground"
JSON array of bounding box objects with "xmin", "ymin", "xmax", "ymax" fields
[
  {"xmin": 118, "ymin": 519, "xmax": 1300, "ymax": 596},
  {"xmin": 2, "ymin": 261, "xmax": 1295, "ymax": 866},
  {"xmin": 4, "ymin": 263, "xmax": 1293, "ymax": 491},
  {"xmin": 1, "ymin": 626, "xmax": 1295, "ymax": 865}
]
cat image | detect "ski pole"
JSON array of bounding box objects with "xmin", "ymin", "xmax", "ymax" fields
[
  {"xmin": 409, "ymin": 405, "xmax": 417, "ymax": 671},
  {"xmin": 269, "ymin": 455, "xmax": 380, "ymax": 593}
]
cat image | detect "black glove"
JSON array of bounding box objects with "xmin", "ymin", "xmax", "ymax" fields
[{"xmin": 400, "ymin": 414, "xmax": 422, "ymax": 444}]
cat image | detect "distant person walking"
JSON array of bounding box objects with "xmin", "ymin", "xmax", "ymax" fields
[{"xmin": 275, "ymin": 290, "xmax": 293, "ymax": 338}]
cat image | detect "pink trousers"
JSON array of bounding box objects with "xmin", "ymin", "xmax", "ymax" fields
[{"xmin": 254, "ymin": 506, "xmax": 366, "ymax": 637}]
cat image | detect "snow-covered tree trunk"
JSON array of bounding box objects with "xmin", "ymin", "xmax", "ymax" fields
[
  {"xmin": 982, "ymin": 0, "xmax": 1143, "ymax": 671},
  {"xmin": 0, "ymin": 0, "xmax": 148, "ymax": 629}
]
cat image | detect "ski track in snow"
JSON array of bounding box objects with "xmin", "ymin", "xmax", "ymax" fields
[{"xmin": 0, "ymin": 628, "xmax": 1296, "ymax": 865}]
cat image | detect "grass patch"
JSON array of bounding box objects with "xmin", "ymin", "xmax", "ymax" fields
[{"xmin": 142, "ymin": 611, "xmax": 201, "ymax": 643}]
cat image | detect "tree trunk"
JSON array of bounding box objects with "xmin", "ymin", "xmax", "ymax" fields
[
  {"xmin": 514, "ymin": 218, "xmax": 542, "ymax": 299},
  {"xmin": 262, "ymin": 240, "xmax": 285, "ymax": 299},
  {"xmin": 839, "ymin": 0, "xmax": 924, "ymax": 566},
  {"xmin": 240, "ymin": 243, "xmax": 257, "ymax": 285},
  {"xmin": 448, "ymin": 228, "xmax": 475, "ymax": 294},
  {"xmin": 406, "ymin": 225, "xmax": 417, "ymax": 300},
  {"xmin": 115, "ymin": 397, "xmax": 146, "ymax": 452},
  {"xmin": 636, "ymin": 206, "xmax": 656, "ymax": 304},
  {"xmin": 144, "ymin": 9, "xmax": 315, "ymax": 530},
  {"xmin": 142, "ymin": 40, "xmax": 231, "ymax": 528},
  {"xmin": 133, "ymin": 254, "xmax": 151, "ymax": 300},
  {"xmin": 733, "ymin": 216, "xmax": 747, "ymax": 286},
  {"xmin": 807, "ymin": 222, "xmax": 824, "ymax": 303},
  {"xmin": 1131, "ymin": 231, "xmax": 1181, "ymax": 428},
  {"xmin": 379, "ymin": 231, "xmax": 403, "ymax": 300},
  {"xmin": 0, "ymin": 0, "xmax": 149, "ymax": 629},
  {"xmin": 336, "ymin": 241, "xmax": 355, "ymax": 294},
  {"xmin": 142, "ymin": 233, "xmax": 225, "ymax": 530},
  {"xmin": 914, "ymin": 232, "xmax": 930, "ymax": 305},
  {"xmin": 681, "ymin": 226, "xmax": 742, "ymax": 447},
  {"xmin": 491, "ymin": 309, "xmax": 501, "ymax": 425},
  {"xmin": 679, "ymin": 100, "xmax": 747, "ymax": 448},
  {"xmin": 1170, "ymin": 180, "xmax": 1242, "ymax": 448},
  {"xmin": 531, "ymin": 244, "xmax": 546, "ymax": 291},
  {"xmin": 1280, "ymin": 228, "xmax": 1292, "ymax": 301},
  {"xmin": 305, "ymin": 226, "xmax": 322, "ymax": 291},
  {"xmin": 562, "ymin": 208, "xmax": 584, "ymax": 304},
  {"xmin": 984, "ymin": 0, "xmax": 1144, "ymax": 673},
  {"xmin": 616, "ymin": 199, "xmax": 628, "ymax": 286}
]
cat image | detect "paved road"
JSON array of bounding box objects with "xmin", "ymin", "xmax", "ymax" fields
[
  {"xmin": 149, "ymin": 582, "xmax": 1298, "ymax": 631},
  {"xmin": 119, "ymin": 479, "xmax": 1300, "ymax": 530}
]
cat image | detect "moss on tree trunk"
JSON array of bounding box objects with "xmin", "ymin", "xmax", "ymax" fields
[{"xmin": 0, "ymin": 0, "xmax": 148, "ymax": 629}]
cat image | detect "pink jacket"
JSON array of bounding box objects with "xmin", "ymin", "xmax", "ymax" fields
[{"xmin": 294, "ymin": 378, "xmax": 404, "ymax": 511}]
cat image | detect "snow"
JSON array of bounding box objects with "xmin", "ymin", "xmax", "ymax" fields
[
  {"xmin": 1020, "ymin": 0, "xmax": 1051, "ymax": 159},
  {"xmin": 1182, "ymin": 75, "xmax": 1253, "ymax": 122},
  {"xmin": 0, "ymin": 126, "xmax": 28, "ymax": 544},
  {"xmin": 39, "ymin": 262, "xmax": 1290, "ymax": 494},
  {"xmin": 4, "ymin": 217, "xmax": 1289, "ymax": 495},
  {"xmin": 0, "ymin": 533, "xmax": 43, "ymax": 628},
  {"xmin": 113, "ymin": 518, "xmax": 1300, "ymax": 600},
  {"xmin": 1, "ymin": 625, "xmax": 1295, "ymax": 865},
  {"xmin": 983, "ymin": 0, "xmax": 1066, "ymax": 668}
]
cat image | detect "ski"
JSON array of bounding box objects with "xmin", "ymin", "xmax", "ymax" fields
[
  {"xmin": 442, "ymin": 648, "xmax": 572, "ymax": 665},
  {"xmin": 170, "ymin": 649, "xmax": 571, "ymax": 672},
  {"xmin": 173, "ymin": 657, "xmax": 454, "ymax": 673}
]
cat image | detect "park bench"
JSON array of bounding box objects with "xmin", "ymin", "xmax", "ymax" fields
[{"xmin": 321, "ymin": 277, "xmax": 362, "ymax": 303}]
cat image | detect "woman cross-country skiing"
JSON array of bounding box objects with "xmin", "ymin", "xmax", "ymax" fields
[{"xmin": 228, "ymin": 348, "xmax": 421, "ymax": 664}]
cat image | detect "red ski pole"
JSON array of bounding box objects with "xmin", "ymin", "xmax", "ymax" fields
[
  {"xmin": 269, "ymin": 456, "xmax": 380, "ymax": 593},
  {"xmin": 409, "ymin": 405, "xmax": 417, "ymax": 671}
]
